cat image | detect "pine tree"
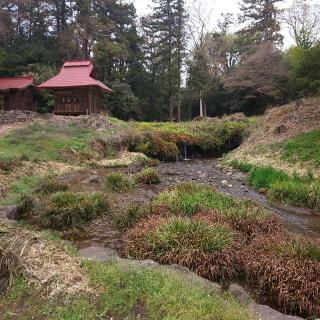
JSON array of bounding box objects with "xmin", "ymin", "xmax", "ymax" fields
[
  {"xmin": 151, "ymin": 0, "xmax": 187, "ymax": 121},
  {"xmin": 238, "ymin": 0, "xmax": 284, "ymax": 45}
]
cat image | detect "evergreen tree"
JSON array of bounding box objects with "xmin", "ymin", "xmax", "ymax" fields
[{"xmin": 238, "ymin": 0, "xmax": 284, "ymax": 46}]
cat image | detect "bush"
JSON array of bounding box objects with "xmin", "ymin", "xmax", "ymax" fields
[
  {"xmin": 40, "ymin": 192, "xmax": 109, "ymax": 229},
  {"xmin": 135, "ymin": 168, "xmax": 160, "ymax": 185},
  {"xmin": 124, "ymin": 215, "xmax": 242, "ymax": 281},
  {"xmin": 35, "ymin": 177, "xmax": 68, "ymax": 195},
  {"xmin": 244, "ymin": 235, "xmax": 320, "ymax": 317},
  {"xmin": 104, "ymin": 172, "xmax": 135, "ymax": 192}
]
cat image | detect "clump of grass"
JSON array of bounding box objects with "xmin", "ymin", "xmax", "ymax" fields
[
  {"xmin": 112, "ymin": 203, "xmax": 150, "ymax": 230},
  {"xmin": 135, "ymin": 168, "xmax": 161, "ymax": 185},
  {"xmin": 153, "ymin": 183, "xmax": 278, "ymax": 239},
  {"xmin": 229, "ymin": 161, "xmax": 320, "ymax": 210},
  {"xmin": 147, "ymin": 217, "xmax": 234, "ymax": 254},
  {"xmin": 40, "ymin": 192, "xmax": 109, "ymax": 229},
  {"xmin": 35, "ymin": 177, "xmax": 68, "ymax": 195},
  {"xmin": 103, "ymin": 172, "xmax": 135, "ymax": 192},
  {"xmin": 248, "ymin": 166, "xmax": 289, "ymax": 189},
  {"xmin": 155, "ymin": 183, "xmax": 269, "ymax": 221},
  {"xmin": 124, "ymin": 215, "xmax": 242, "ymax": 281},
  {"xmin": 268, "ymin": 179, "xmax": 320, "ymax": 209},
  {"xmin": 244, "ymin": 235, "xmax": 320, "ymax": 317}
]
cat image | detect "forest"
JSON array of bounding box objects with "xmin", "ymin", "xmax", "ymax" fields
[{"xmin": 1, "ymin": 0, "xmax": 320, "ymax": 120}]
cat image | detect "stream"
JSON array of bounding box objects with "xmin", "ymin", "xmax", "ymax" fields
[
  {"xmin": 64, "ymin": 158, "xmax": 320, "ymax": 252},
  {"xmin": 157, "ymin": 159, "xmax": 320, "ymax": 236}
]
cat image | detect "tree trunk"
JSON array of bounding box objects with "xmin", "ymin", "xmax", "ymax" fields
[
  {"xmin": 199, "ymin": 90, "xmax": 203, "ymax": 117},
  {"xmin": 177, "ymin": 88, "xmax": 181, "ymax": 122},
  {"xmin": 169, "ymin": 95, "xmax": 174, "ymax": 121}
]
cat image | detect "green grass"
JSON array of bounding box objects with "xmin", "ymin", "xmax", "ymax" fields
[
  {"xmin": 280, "ymin": 129, "xmax": 320, "ymax": 168},
  {"xmin": 227, "ymin": 159, "xmax": 254, "ymax": 172},
  {"xmin": 0, "ymin": 123, "xmax": 94, "ymax": 162},
  {"xmin": 248, "ymin": 166, "xmax": 290, "ymax": 189},
  {"xmin": 228, "ymin": 160, "xmax": 320, "ymax": 210},
  {"xmin": 0, "ymin": 175, "xmax": 42, "ymax": 206},
  {"xmin": 147, "ymin": 217, "xmax": 235, "ymax": 254},
  {"xmin": 40, "ymin": 191, "xmax": 109, "ymax": 229},
  {"xmin": 268, "ymin": 179, "xmax": 320, "ymax": 209},
  {"xmin": 84, "ymin": 261, "xmax": 254, "ymax": 320},
  {"xmin": 0, "ymin": 261, "xmax": 255, "ymax": 320},
  {"xmin": 103, "ymin": 172, "xmax": 135, "ymax": 192},
  {"xmin": 155, "ymin": 182, "xmax": 269, "ymax": 221}
]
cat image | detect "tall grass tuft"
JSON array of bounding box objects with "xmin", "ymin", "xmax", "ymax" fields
[
  {"xmin": 103, "ymin": 172, "xmax": 135, "ymax": 192},
  {"xmin": 244, "ymin": 235, "xmax": 320, "ymax": 317},
  {"xmin": 123, "ymin": 215, "xmax": 242, "ymax": 281},
  {"xmin": 134, "ymin": 168, "xmax": 161, "ymax": 185},
  {"xmin": 40, "ymin": 191, "xmax": 109, "ymax": 229}
]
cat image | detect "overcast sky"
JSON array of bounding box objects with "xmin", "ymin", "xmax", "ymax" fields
[{"xmin": 132, "ymin": 0, "xmax": 311, "ymax": 48}]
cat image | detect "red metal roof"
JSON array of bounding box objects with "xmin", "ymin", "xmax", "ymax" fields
[
  {"xmin": 37, "ymin": 60, "xmax": 112, "ymax": 93},
  {"xmin": 0, "ymin": 76, "xmax": 34, "ymax": 90}
]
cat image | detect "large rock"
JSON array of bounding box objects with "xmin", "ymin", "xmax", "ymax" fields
[
  {"xmin": 81, "ymin": 174, "xmax": 100, "ymax": 184},
  {"xmin": 78, "ymin": 246, "xmax": 120, "ymax": 262},
  {"xmin": 228, "ymin": 283, "xmax": 252, "ymax": 303},
  {"xmin": 251, "ymin": 303, "xmax": 303, "ymax": 320},
  {"xmin": 0, "ymin": 205, "xmax": 19, "ymax": 221}
]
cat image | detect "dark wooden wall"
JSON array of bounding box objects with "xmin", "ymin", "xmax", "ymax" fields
[
  {"xmin": 0, "ymin": 88, "xmax": 36, "ymax": 112},
  {"xmin": 54, "ymin": 88, "xmax": 102, "ymax": 115}
]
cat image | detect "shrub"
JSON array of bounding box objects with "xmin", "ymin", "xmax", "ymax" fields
[
  {"xmin": 35, "ymin": 177, "xmax": 68, "ymax": 195},
  {"xmin": 248, "ymin": 166, "xmax": 289, "ymax": 189},
  {"xmin": 135, "ymin": 168, "xmax": 160, "ymax": 185},
  {"xmin": 104, "ymin": 172, "xmax": 135, "ymax": 192},
  {"xmin": 40, "ymin": 192, "xmax": 109, "ymax": 229},
  {"xmin": 123, "ymin": 215, "xmax": 242, "ymax": 281},
  {"xmin": 244, "ymin": 235, "xmax": 320, "ymax": 317},
  {"xmin": 112, "ymin": 203, "xmax": 150, "ymax": 229}
]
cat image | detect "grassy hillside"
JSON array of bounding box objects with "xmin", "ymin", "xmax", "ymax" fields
[{"xmin": 226, "ymin": 97, "xmax": 320, "ymax": 209}]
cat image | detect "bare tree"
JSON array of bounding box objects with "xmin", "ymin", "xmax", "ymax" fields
[
  {"xmin": 187, "ymin": 0, "xmax": 213, "ymax": 117},
  {"xmin": 282, "ymin": 0, "xmax": 320, "ymax": 49},
  {"xmin": 224, "ymin": 42, "xmax": 289, "ymax": 111}
]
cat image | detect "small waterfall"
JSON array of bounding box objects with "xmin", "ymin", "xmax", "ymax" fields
[{"xmin": 183, "ymin": 143, "xmax": 190, "ymax": 161}]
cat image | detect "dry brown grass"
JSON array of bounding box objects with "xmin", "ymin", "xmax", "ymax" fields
[
  {"xmin": 0, "ymin": 222, "xmax": 91, "ymax": 297},
  {"xmin": 228, "ymin": 97, "xmax": 320, "ymax": 176},
  {"xmin": 243, "ymin": 234, "xmax": 320, "ymax": 317},
  {"xmin": 123, "ymin": 214, "xmax": 244, "ymax": 281},
  {"xmin": 245, "ymin": 98, "xmax": 320, "ymax": 146}
]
